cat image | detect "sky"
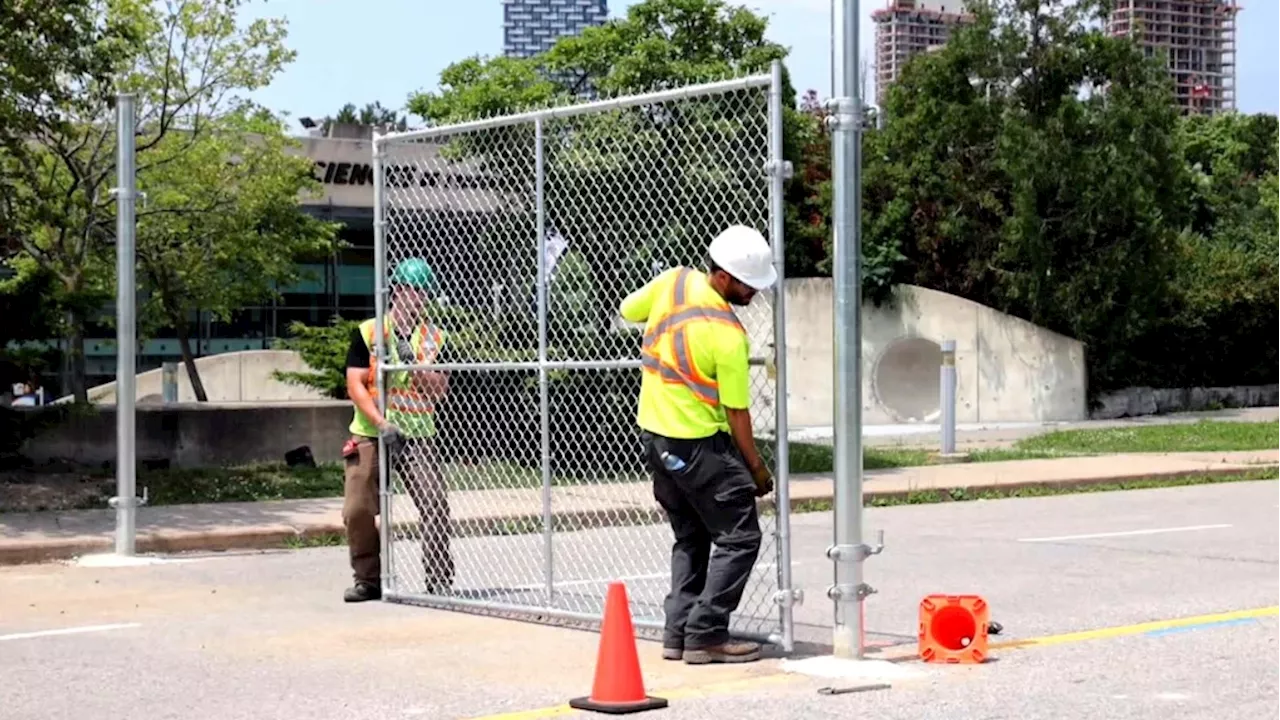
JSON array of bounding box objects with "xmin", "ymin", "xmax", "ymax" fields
[{"xmin": 239, "ymin": 0, "xmax": 1279, "ymax": 130}]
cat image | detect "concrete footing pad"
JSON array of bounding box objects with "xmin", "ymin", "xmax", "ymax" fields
[
  {"xmin": 71, "ymin": 553, "xmax": 187, "ymax": 568},
  {"xmin": 780, "ymin": 656, "xmax": 926, "ymax": 683}
]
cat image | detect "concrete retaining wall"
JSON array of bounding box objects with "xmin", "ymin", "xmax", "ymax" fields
[
  {"xmin": 80, "ymin": 350, "xmax": 327, "ymax": 404},
  {"xmin": 784, "ymin": 280, "xmax": 1088, "ymax": 427},
  {"xmin": 20, "ymin": 402, "xmax": 352, "ymax": 468},
  {"xmin": 70, "ymin": 281, "xmax": 1092, "ymax": 436}
]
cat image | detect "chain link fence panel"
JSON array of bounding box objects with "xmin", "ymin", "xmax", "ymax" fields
[{"xmin": 371, "ymin": 66, "xmax": 793, "ymax": 650}]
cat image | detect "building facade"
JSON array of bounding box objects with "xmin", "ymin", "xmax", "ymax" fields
[
  {"xmin": 503, "ymin": 0, "xmax": 609, "ymax": 59},
  {"xmin": 1106, "ymin": 0, "xmax": 1240, "ymax": 115},
  {"xmin": 872, "ymin": 0, "xmax": 973, "ymax": 107}
]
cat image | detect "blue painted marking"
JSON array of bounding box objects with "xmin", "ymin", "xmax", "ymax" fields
[{"xmin": 1145, "ymin": 617, "xmax": 1259, "ymax": 638}]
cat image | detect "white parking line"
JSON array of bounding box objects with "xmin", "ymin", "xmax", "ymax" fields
[
  {"xmin": 1018, "ymin": 524, "xmax": 1233, "ymax": 543},
  {"xmin": 0, "ymin": 623, "xmax": 142, "ymax": 642}
]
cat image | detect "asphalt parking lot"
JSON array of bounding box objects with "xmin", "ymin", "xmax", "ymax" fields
[{"xmin": 2, "ymin": 479, "xmax": 1276, "ymax": 720}]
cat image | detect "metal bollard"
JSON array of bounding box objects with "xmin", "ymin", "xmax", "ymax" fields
[
  {"xmin": 162, "ymin": 362, "xmax": 178, "ymax": 404},
  {"xmin": 939, "ymin": 340, "xmax": 956, "ymax": 455}
]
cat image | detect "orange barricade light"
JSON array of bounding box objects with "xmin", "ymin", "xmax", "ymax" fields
[{"xmin": 918, "ymin": 594, "xmax": 990, "ymax": 664}]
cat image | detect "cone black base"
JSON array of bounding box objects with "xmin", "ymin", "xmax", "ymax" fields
[{"xmin": 568, "ymin": 695, "xmax": 669, "ymax": 715}]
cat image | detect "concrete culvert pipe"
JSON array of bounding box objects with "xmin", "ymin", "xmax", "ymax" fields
[{"xmin": 872, "ymin": 336, "xmax": 943, "ymax": 422}]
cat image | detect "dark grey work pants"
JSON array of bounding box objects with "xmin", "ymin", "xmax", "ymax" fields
[{"xmin": 641, "ymin": 430, "xmax": 763, "ymax": 650}]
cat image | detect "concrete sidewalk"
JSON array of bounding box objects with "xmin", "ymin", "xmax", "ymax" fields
[{"xmin": 1, "ymin": 450, "xmax": 1274, "ymax": 566}]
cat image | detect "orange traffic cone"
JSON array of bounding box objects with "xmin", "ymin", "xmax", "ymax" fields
[
  {"xmin": 918, "ymin": 594, "xmax": 990, "ymax": 664},
  {"xmin": 569, "ymin": 582, "xmax": 669, "ymax": 715}
]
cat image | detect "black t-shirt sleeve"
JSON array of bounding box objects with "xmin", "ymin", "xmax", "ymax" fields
[{"xmin": 345, "ymin": 327, "xmax": 370, "ymax": 369}]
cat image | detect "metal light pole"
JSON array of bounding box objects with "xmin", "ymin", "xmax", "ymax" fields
[
  {"xmin": 825, "ymin": 0, "xmax": 883, "ymax": 660},
  {"xmin": 110, "ymin": 93, "xmax": 139, "ymax": 556}
]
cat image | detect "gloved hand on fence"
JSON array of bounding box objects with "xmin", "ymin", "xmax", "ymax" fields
[{"xmin": 378, "ymin": 421, "xmax": 406, "ymax": 456}]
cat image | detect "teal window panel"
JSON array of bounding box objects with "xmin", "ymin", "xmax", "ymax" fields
[{"xmin": 337, "ymin": 264, "xmax": 375, "ymax": 295}]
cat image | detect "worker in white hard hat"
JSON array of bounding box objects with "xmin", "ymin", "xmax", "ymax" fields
[{"xmin": 619, "ymin": 224, "xmax": 778, "ymax": 666}]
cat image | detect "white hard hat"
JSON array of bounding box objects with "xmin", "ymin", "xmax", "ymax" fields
[{"xmin": 707, "ymin": 224, "xmax": 778, "ymax": 290}]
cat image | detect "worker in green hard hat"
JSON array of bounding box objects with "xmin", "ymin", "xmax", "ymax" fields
[{"xmin": 340, "ymin": 256, "xmax": 455, "ymax": 603}]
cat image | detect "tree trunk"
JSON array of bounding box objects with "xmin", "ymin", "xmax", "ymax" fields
[
  {"xmin": 66, "ymin": 309, "xmax": 88, "ymax": 404},
  {"xmin": 175, "ymin": 319, "xmax": 209, "ymax": 402}
]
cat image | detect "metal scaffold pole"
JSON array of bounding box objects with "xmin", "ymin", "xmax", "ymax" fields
[
  {"xmin": 110, "ymin": 93, "xmax": 140, "ymax": 556},
  {"xmin": 825, "ymin": 0, "xmax": 884, "ymax": 660}
]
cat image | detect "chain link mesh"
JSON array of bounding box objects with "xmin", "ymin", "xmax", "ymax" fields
[{"xmin": 374, "ymin": 73, "xmax": 788, "ymax": 646}]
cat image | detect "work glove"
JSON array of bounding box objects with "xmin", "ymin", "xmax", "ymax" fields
[
  {"xmin": 378, "ymin": 421, "xmax": 406, "ymax": 457},
  {"xmin": 750, "ymin": 463, "xmax": 774, "ymax": 497}
]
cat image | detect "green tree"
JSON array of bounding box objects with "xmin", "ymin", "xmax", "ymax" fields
[
  {"xmin": 320, "ymin": 101, "xmax": 409, "ymax": 133},
  {"xmin": 407, "ymin": 0, "xmax": 800, "ymax": 333},
  {"xmin": 1, "ymin": 0, "xmax": 298, "ymax": 403},
  {"xmin": 271, "ymin": 316, "xmax": 362, "ymax": 399},
  {"xmin": 1178, "ymin": 112, "xmax": 1278, "ymax": 242},
  {"xmin": 1132, "ymin": 112, "xmax": 1279, "ymax": 387},
  {"xmin": 867, "ymin": 0, "xmax": 1192, "ymax": 393},
  {"xmin": 399, "ymin": 0, "xmax": 807, "ymax": 473},
  {"xmin": 135, "ymin": 107, "xmax": 340, "ymax": 401},
  {"xmin": 0, "ymin": 0, "xmax": 137, "ymax": 223},
  {"xmin": 0, "ymin": 266, "xmax": 62, "ymax": 389}
]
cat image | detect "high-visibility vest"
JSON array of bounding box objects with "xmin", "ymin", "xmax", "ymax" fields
[
  {"xmin": 348, "ymin": 317, "xmax": 445, "ymax": 438},
  {"xmin": 640, "ymin": 267, "xmax": 746, "ymax": 407}
]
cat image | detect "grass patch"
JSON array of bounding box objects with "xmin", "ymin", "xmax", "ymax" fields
[
  {"xmin": 138, "ymin": 463, "xmax": 345, "ymax": 505},
  {"xmin": 5, "ymin": 420, "xmax": 1272, "ymax": 512},
  {"xmin": 282, "ymin": 532, "xmax": 346, "ymax": 549},
  {"xmin": 784, "ymin": 441, "xmax": 930, "ymax": 472},
  {"xmin": 790, "ymin": 420, "xmax": 1278, "ymax": 473},
  {"xmin": 979, "ymin": 419, "xmax": 1277, "ymax": 457}
]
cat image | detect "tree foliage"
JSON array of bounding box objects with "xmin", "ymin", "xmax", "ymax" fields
[
  {"xmin": 321, "ymin": 101, "xmax": 408, "ymax": 132},
  {"xmin": 1132, "ymin": 113, "xmax": 1279, "ymax": 387},
  {"xmin": 396, "ymin": 0, "xmax": 807, "ymax": 472},
  {"xmin": 135, "ymin": 106, "xmax": 340, "ymax": 400},
  {"xmin": 862, "ymin": 0, "xmax": 1275, "ymax": 393},
  {"xmin": 271, "ymin": 316, "xmax": 362, "ymax": 399},
  {"xmin": 1, "ymin": 0, "xmax": 324, "ymax": 402},
  {"xmin": 406, "ymin": 0, "xmax": 798, "ymax": 343},
  {"xmin": 0, "ymin": 0, "xmax": 137, "ymax": 221}
]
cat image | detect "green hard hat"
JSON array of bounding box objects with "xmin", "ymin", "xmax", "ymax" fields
[{"xmin": 391, "ymin": 258, "xmax": 437, "ymax": 290}]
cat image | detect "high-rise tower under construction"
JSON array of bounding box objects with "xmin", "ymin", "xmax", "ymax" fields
[{"xmin": 1106, "ymin": 0, "xmax": 1240, "ymax": 115}]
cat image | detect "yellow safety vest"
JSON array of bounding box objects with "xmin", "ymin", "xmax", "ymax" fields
[
  {"xmin": 637, "ymin": 267, "xmax": 748, "ymax": 437},
  {"xmin": 349, "ymin": 317, "xmax": 445, "ymax": 439}
]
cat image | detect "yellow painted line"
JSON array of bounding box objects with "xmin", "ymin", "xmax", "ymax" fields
[
  {"xmin": 468, "ymin": 607, "xmax": 1279, "ymax": 718},
  {"xmin": 462, "ymin": 673, "xmax": 800, "ymax": 720},
  {"xmin": 989, "ymin": 606, "xmax": 1279, "ymax": 651}
]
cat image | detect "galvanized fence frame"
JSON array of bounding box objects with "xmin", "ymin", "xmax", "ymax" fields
[{"xmin": 370, "ymin": 61, "xmax": 795, "ymax": 651}]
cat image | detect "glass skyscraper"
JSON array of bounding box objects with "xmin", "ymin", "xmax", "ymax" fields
[{"xmin": 503, "ymin": 0, "xmax": 608, "ymax": 58}]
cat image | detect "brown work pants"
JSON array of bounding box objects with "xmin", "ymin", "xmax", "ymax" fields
[{"xmin": 342, "ymin": 434, "xmax": 454, "ymax": 588}]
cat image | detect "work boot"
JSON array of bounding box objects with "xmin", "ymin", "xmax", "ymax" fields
[
  {"xmin": 683, "ymin": 640, "xmax": 761, "ymax": 665},
  {"xmin": 343, "ymin": 581, "xmax": 382, "ymax": 603}
]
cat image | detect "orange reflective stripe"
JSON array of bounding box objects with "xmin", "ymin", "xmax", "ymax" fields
[
  {"xmin": 673, "ymin": 267, "xmax": 689, "ymax": 305},
  {"xmin": 640, "ymin": 354, "xmax": 720, "ymax": 405},
  {"xmin": 641, "ymin": 306, "xmax": 744, "ymax": 349},
  {"xmin": 362, "ymin": 322, "xmax": 443, "ymax": 413},
  {"xmin": 641, "ymin": 268, "xmax": 745, "ymax": 407},
  {"xmin": 387, "ymin": 389, "xmax": 434, "ymax": 414},
  {"xmin": 363, "ymin": 322, "xmax": 379, "ymax": 394}
]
